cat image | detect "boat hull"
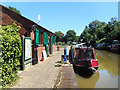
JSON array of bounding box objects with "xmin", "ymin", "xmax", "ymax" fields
[{"xmin": 73, "ymin": 64, "xmax": 99, "ymax": 77}]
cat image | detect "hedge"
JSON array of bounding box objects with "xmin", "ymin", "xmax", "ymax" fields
[
  {"xmin": 0, "ymin": 27, "xmax": 2, "ymax": 88},
  {"xmin": 1, "ymin": 23, "xmax": 22, "ymax": 87}
]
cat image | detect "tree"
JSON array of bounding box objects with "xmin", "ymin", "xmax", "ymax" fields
[
  {"xmin": 75, "ymin": 36, "xmax": 80, "ymax": 42},
  {"xmin": 81, "ymin": 26, "xmax": 91, "ymax": 46},
  {"xmin": 7, "ymin": 6, "xmax": 21, "ymax": 15},
  {"xmin": 80, "ymin": 17, "xmax": 119, "ymax": 47},
  {"xmin": 105, "ymin": 17, "xmax": 119, "ymax": 44},
  {"xmin": 64, "ymin": 30, "xmax": 76, "ymax": 43},
  {"xmin": 55, "ymin": 31, "xmax": 64, "ymax": 42}
]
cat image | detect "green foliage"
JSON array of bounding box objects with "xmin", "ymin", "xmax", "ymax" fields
[
  {"xmin": 58, "ymin": 45, "xmax": 64, "ymax": 48},
  {"xmin": 0, "ymin": 26, "xmax": 3, "ymax": 88},
  {"xmin": 55, "ymin": 30, "xmax": 79, "ymax": 43},
  {"xmin": 1, "ymin": 23, "xmax": 21, "ymax": 87},
  {"xmin": 75, "ymin": 36, "xmax": 79, "ymax": 42},
  {"xmin": 67, "ymin": 41, "xmax": 71, "ymax": 45},
  {"xmin": 80, "ymin": 17, "xmax": 120, "ymax": 47},
  {"xmin": 7, "ymin": 6, "xmax": 21, "ymax": 15},
  {"xmin": 59, "ymin": 42, "xmax": 64, "ymax": 45},
  {"xmin": 55, "ymin": 31, "xmax": 64, "ymax": 42},
  {"xmin": 64, "ymin": 30, "xmax": 76, "ymax": 43},
  {"xmin": 96, "ymin": 38, "xmax": 106, "ymax": 44}
]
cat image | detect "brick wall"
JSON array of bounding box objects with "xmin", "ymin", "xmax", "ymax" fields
[
  {"xmin": 30, "ymin": 30, "xmax": 35, "ymax": 41},
  {"xmin": 53, "ymin": 44, "xmax": 55, "ymax": 54},
  {"xmin": 37, "ymin": 46, "xmax": 44, "ymax": 62}
]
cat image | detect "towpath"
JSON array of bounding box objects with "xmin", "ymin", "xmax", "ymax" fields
[
  {"xmin": 11, "ymin": 48, "xmax": 64, "ymax": 88},
  {"xmin": 54, "ymin": 64, "xmax": 78, "ymax": 88}
]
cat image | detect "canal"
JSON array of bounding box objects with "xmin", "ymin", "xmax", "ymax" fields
[{"xmin": 75, "ymin": 50, "xmax": 120, "ymax": 88}]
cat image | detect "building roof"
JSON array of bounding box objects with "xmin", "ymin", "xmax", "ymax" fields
[{"xmin": 1, "ymin": 4, "xmax": 56, "ymax": 36}]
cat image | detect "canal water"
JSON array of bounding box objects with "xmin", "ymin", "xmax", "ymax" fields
[{"xmin": 75, "ymin": 50, "xmax": 120, "ymax": 88}]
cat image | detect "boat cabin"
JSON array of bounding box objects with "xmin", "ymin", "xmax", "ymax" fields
[{"xmin": 74, "ymin": 47, "xmax": 96, "ymax": 61}]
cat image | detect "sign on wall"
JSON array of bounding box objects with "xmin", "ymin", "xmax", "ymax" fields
[{"xmin": 25, "ymin": 37, "xmax": 31, "ymax": 61}]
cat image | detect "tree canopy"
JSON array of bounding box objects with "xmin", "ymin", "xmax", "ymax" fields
[
  {"xmin": 55, "ymin": 30, "xmax": 80, "ymax": 43},
  {"xmin": 64, "ymin": 30, "xmax": 76, "ymax": 43},
  {"xmin": 55, "ymin": 31, "xmax": 64, "ymax": 42},
  {"xmin": 7, "ymin": 6, "xmax": 21, "ymax": 15},
  {"xmin": 80, "ymin": 17, "xmax": 120, "ymax": 47},
  {"xmin": 75, "ymin": 36, "xmax": 80, "ymax": 42}
]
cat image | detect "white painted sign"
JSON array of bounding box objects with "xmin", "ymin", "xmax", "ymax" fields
[
  {"xmin": 25, "ymin": 38, "xmax": 31, "ymax": 60},
  {"xmin": 42, "ymin": 50, "xmax": 47, "ymax": 60}
]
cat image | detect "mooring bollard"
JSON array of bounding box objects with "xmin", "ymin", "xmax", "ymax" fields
[
  {"xmin": 57, "ymin": 46, "xmax": 59, "ymax": 51},
  {"xmin": 64, "ymin": 47, "xmax": 67, "ymax": 62}
]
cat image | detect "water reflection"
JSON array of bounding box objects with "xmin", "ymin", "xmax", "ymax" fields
[
  {"xmin": 76, "ymin": 72, "xmax": 99, "ymax": 88},
  {"xmin": 95, "ymin": 50, "xmax": 119, "ymax": 77},
  {"xmin": 76, "ymin": 50, "xmax": 119, "ymax": 88}
]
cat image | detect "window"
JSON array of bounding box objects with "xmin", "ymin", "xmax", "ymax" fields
[
  {"xmin": 43, "ymin": 32, "xmax": 48, "ymax": 45},
  {"xmin": 35, "ymin": 28, "xmax": 39, "ymax": 45},
  {"xmin": 81, "ymin": 50, "xmax": 94, "ymax": 60}
]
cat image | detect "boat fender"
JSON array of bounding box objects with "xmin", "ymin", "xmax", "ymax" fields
[{"xmin": 89, "ymin": 67, "xmax": 96, "ymax": 72}]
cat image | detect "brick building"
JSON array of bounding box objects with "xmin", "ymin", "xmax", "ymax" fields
[{"xmin": 1, "ymin": 4, "xmax": 56, "ymax": 66}]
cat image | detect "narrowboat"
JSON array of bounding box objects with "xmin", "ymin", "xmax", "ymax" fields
[
  {"xmin": 110, "ymin": 40, "xmax": 120, "ymax": 53},
  {"xmin": 69, "ymin": 44, "xmax": 99, "ymax": 77}
]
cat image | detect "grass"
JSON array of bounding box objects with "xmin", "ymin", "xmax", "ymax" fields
[
  {"xmin": 61, "ymin": 61, "xmax": 68, "ymax": 64},
  {"xmin": 56, "ymin": 45, "xmax": 70, "ymax": 48},
  {"xmin": 56, "ymin": 45, "xmax": 64, "ymax": 48},
  {"xmin": 58, "ymin": 46, "xmax": 64, "ymax": 48}
]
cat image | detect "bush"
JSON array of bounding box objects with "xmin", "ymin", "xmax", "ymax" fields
[
  {"xmin": 1, "ymin": 23, "xmax": 22, "ymax": 87},
  {"xmin": 59, "ymin": 42, "xmax": 63, "ymax": 45},
  {"xmin": 67, "ymin": 42, "xmax": 71, "ymax": 45}
]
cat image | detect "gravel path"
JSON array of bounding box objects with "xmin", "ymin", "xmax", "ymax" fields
[{"xmin": 11, "ymin": 48, "xmax": 64, "ymax": 88}]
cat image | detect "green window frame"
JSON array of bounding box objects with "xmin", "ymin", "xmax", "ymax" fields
[
  {"xmin": 35, "ymin": 28, "xmax": 39, "ymax": 45},
  {"xmin": 54, "ymin": 36, "xmax": 56, "ymax": 44},
  {"xmin": 43, "ymin": 32, "xmax": 48, "ymax": 45}
]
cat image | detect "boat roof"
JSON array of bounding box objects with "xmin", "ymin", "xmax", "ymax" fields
[
  {"xmin": 75, "ymin": 43, "xmax": 86, "ymax": 45},
  {"xmin": 72, "ymin": 43, "xmax": 93, "ymax": 49},
  {"xmin": 72, "ymin": 42, "xmax": 77, "ymax": 44},
  {"xmin": 72, "ymin": 43, "xmax": 86, "ymax": 47},
  {"xmin": 75, "ymin": 47, "xmax": 94, "ymax": 50}
]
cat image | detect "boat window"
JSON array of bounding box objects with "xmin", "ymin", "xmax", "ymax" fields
[
  {"xmin": 81, "ymin": 50, "xmax": 94, "ymax": 60},
  {"xmin": 88, "ymin": 50, "xmax": 94, "ymax": 59}
]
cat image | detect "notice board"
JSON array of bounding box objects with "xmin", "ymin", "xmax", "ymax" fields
[{"xmin": 24, "ymin": 37, "xmax": 31, "ymax": 61}]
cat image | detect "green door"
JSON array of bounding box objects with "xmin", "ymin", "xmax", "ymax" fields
[
  {"xmin": 46, "ymin": 44, "xmax": 49, "ymax": 57},
  {"xmin": 43, "ymin": 32, "xmax": 49, "ymax": 57}
]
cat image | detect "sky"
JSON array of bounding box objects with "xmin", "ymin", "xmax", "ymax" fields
[{"xmin": 1, "ymin": 2, "xmax": 118, "ymax": 36}]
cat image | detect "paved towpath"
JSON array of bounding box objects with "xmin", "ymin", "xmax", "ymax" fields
[
  {"xmin": 59, "ymin": 65, "xmax": 78, "ymax": 88},
  {"xmin": 12, "ymin": 48, "xmax": 64, "ymax": 88},
  {"xmin": 54, "ymin": 64, "xmax": 78, "ymax": 88}
]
